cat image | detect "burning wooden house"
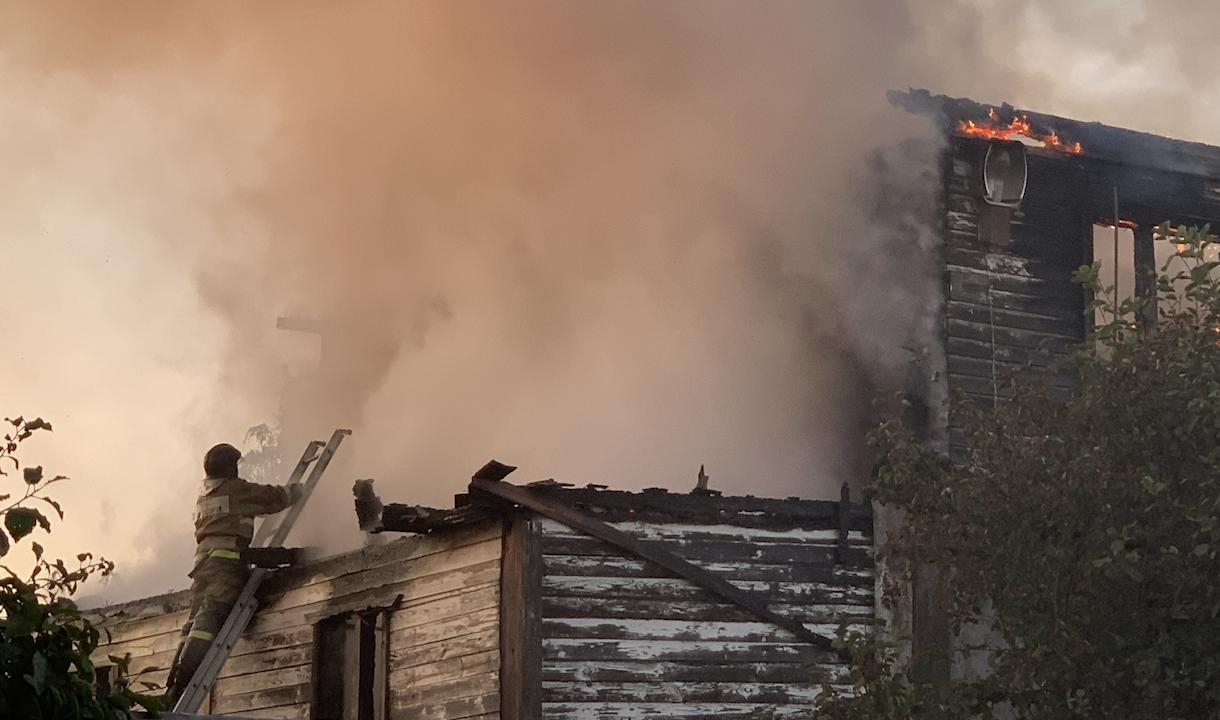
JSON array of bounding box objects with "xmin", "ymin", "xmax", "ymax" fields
[
  {"xmin": 91, "ymin": 463, "xmax": 873, "ymax": 719},
  {"xmin": 891, "ymin": 89, "xmax": 1220, "ymax": 445},
  {"xmin": 89, "ymin": 90, "xmax": 1220, "ymax": 717},
  {"xmin": 886, "ymin": 89, "xmax": 1220, "ymax": 679}
]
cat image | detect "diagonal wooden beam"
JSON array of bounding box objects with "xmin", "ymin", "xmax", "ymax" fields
[{"xmin": 469, "ymin": 475, "xmax": 838, "ymax": 652}]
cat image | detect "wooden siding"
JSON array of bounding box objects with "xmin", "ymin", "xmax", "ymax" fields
[
  {"xmin": 89, "ymin": 521, "xmax": 502, "ymax": 720},
  {"xmin": 537, "ymin": 518, "xmax": 873, "ymax": 719},
  {"xmin": 943, "ymin": 140, "xmax": 1087, "ymax": 458}
]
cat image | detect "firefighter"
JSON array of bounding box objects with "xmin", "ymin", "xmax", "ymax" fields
[{"xmin": 164, "ymin": 442, "xmax": 303, "ymax": 705}]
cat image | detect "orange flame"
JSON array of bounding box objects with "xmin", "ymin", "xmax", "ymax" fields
[{"xmin": 956, "ymin": 107, "xmax": 1082, "ymax": 154}]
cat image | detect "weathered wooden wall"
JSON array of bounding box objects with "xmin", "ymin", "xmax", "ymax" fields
[
  {"xmin": 89, "ymin": 521, "xmax": 502, "ymax": 720},
  {"xmin": 537, "ymin": 517, "xmax": 873, "ymax": 719},
  {"xmin": 943, "ymin": 139, "xmax": 1088, "ymax": 458}
]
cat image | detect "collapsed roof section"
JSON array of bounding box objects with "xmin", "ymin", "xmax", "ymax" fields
[{"xmin": 354, "ymin": 462, "xmax": 871, "ymax": 537}]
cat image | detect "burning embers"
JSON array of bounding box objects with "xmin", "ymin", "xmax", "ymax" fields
[{"xmin": 957, "ymin": 107, "xmax": 1082, "ymax": 154}]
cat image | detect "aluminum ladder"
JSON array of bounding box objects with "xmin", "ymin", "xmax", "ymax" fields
[{"xmin": 172, "ymin": 428, "xmax": 351, "ymax": 713}]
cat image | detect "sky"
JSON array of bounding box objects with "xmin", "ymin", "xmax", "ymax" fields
[{"xmin": 4, "ymin": 0, "xmax": 1220, "ymax": 603}]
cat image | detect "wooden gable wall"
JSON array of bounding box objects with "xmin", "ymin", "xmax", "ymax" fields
[
  {"xmin": 534, "ymin": 517, "xmax": 874, "ymax": 719},
  {"xmin": 89, "ymin": 520, "xmax": 502, "ymax": 720},
  {"xmin": 942, "ymin": 140, "xmax": 1088, "ymax": 459}
]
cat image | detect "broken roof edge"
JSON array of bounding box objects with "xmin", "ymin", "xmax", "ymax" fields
[
  {"xmin": 363, "ymin": 468, "xmax": 872, "ymax": 536},
  {"xmin": 890, "ymin": 87, "xmax": 1220, "ymax": 179}
]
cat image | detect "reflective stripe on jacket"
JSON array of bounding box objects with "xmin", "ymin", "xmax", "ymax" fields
[{"xmin": 193, "ymin": 476, "xmax": 293, "ymax": 566}]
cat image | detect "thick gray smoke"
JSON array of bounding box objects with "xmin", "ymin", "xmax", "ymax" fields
[
  {"xmin": 185, "ymin": 2, "xmax": 948, "ymax": 553},
  {"xmin": 12, "ymin": 1, "xmax": 1208, "ymax": 602}
]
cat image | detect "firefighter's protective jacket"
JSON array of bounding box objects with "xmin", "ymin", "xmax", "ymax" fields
[{"xmin": 193, "ymin": 477, "xmax": 294, "ymax": 568}]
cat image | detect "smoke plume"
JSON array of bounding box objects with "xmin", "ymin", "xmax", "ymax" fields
[
  {"xmin": 184, "ymin": 2, "xmax": 947, "ymax": 553},
  {"xmin": 10, "ymin": 1, "xmax": 1207, "ymax": 601}
]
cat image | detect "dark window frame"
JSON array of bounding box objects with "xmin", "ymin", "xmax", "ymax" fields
[{"xmin": 311, "ymin": 608, "xmax": 388, "ymax": 720}]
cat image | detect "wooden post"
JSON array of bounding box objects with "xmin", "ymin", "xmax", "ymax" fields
[
  {"xmin": 836, "ymin": 482, "xmax": 851, "ymax": 565},
  {"xmin": 342, "ymin": 616, "xmax": 361, "ymax": 720},
  {"xmin": 1133, "ymin": 221, "xmax": 1157, "ymax": 332},
  {"xmin": 500, "ymin": 514, "xmax": 542, "ymax": 720}
]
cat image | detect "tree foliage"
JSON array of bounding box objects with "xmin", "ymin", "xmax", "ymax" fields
[
  {"xmin": 816, "ymin": 224, "xmax": 1220, "ymax": 719},
  {"xmin": 0, "ymin": 417, "xmax": 161, "ymax": 718}
]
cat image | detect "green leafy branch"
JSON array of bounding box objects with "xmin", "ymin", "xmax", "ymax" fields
[{"xmin": 0, "ymin": 415, "xmax": 159, "ymax": 718}]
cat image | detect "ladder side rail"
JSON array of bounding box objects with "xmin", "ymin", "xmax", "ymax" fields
[
  {"xmin": 179, "ymin": 591, "xmax": 261, "ymax": 708},
  {"xmin": 173, "ymin": 568, "xmax": 268, "ymax": 713},
  {"xmin": 265, "ymin": 429, "xmax": 350, "ymax": 549},
  {"xmin": 250, "ymin": 440, "xmax": 325, "ymax": 549}
]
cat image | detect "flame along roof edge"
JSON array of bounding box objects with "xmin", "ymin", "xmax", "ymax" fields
[{"xmin": 890, "ymin": 88, "xmax": 1220, "ymax": 179}]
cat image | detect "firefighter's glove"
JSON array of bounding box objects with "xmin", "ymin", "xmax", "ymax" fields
[{"xmin": 288, "ymin": 483, "xmax": 306, "ymax": 505}]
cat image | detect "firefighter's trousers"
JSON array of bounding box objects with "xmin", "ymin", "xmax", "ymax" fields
[{"xmin": 165, "ymin": 553, "xmax": 249, "ymax": 705}]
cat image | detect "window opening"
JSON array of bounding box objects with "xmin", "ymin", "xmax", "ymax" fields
[
  {"xmin": 1092, "ymin": 222, "xmax": 1136, "ymax": 327},
  {"xmin": 313, "ymin": 610, "xmax": 388, "ymax": 720}
]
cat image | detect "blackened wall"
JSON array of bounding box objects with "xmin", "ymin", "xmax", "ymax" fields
[{"xmin": 941, "ymin": 139, "xmax": 1088, "ymax": 459}]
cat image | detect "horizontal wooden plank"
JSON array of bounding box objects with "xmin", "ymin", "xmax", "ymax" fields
[
  {"xmin": 389, "ymin": 606, "xmax": 498, "ymax": 653},
  {"xmin": 947, "ymin": 356, "xmax": 1073, "ymax": 390},
  {"xmin": 212, "ymin": 663, "xmax": 311, "ymax": 699},
  {"xmin": 514, "ymin": 488, "xmax": 870, "ymax": 532},
  {"xmin": 949, "ymin": 278, "xmax": 1081, "ymax": 320},
  {"xmin": 211, "ymin": 681, "xmax": 310, "ymax": 715},
  {"xmin": 948, "ymin": 373, "xmax": 1008, "ymax": 401},
  {"xmin": 231, "ymin": 704, "xmax": 308, "ymax": 720},
  {"xmin": 542, "ymin": 618, "xmax": 867, "ymax": 643},
  {"xmin": 946, "ymin": 317, "xmax": 1076, "ymax": 353},
  {"xmin": 97, "ymin": 609, "xmax": 188, "ymax": 646},
  {"xmin": 947, "ymin": 300, "xmax": 1080, "ymax": 337},
  {"xmin": 391, "ymin": 690, "xmax": 499, "ymax": 720},
  {"xmin": 258, "ymin": 537, "xmax": 501, "ymax": 618},
  {"xmin": 543, "ymin": 639, "xmax": 837, "ymax": 664},
  {"xmin": 542, "ymin": 555, "xmax": 872, "ymax": 586},
  {"xmin": 261, "ymin": 520, "xmax": 500, "ymax": 596},
  {"xmin": 540, "ymin": 701, "xmax": 819, "ymax": 718},
  {"xmin": 947, "ymin": 209, "xmax": 978, "ymax": 235},
  {"xmin": 541, "ymin": 535, "xmax": 872, "ymax": 566},
  {"xmin": 388, "ymin": 582, "xmax": 500, "ymax": 632},
  {"xmin": 219, "ymin": 643, "xmax": 311, "ymax": 679},
  {"xmin": 539, "ymin": 520, "xmax": 868, "ymax": 544},
  {"xmin": 947, "ymin": 354, "xmax": 1040, "ymax": 382},
  {"xmin": 227, "ymin": 580, "xmax": 498, "ymax": 667},
  {"xmin": 945, "ymin": 246, "xmax": 1077, "ymax": 284},
  {"xmin": 390, "ymin": 624, "xmax": 500, "ymax": 671},
  {"xmin": 119, "ymin": 648, "xmax": 176, "ymax": 679},
  {"xmin": 946, "ymin": 336, "xmax": 1060, "ymax": 367},
  {"xmin": 541, "ymin": 596, "xmax": 871, "ymax": 624},
  {"xmin": 946, "ymin": 174, "xmax": 981, "ymax": 197},
  {"xmin": 230, "ymin": 625, "xmax": 315, "ymax": 659},
  {"xmin": 542, "ymin": 681, "xmax": 827, "ymax": 704},
  {"xmin": 250, "ymin": 557, "xmax": 501, "ymax": 634},
  {"xmin": 543, "ymin": 576, "xmax": 874, "ymax": 606},
  {"xmin": 86, "ymin": 595, "xmax": 188, "ymax": 629},
  {"xmin": 390, "ymin": 671, "xmax": 499, "ymax": 712},
  {"xmin": 947, "ymin": 264, "xmax": 1082, "ymax": 303},
  {"xmin": 95, "ymin": 629, "xmax": 182, "ymax": 661},
  {"xmin": 542, "ymin": 660, "xmax": 848, "ymax": 685},
  {"xmin": 389, "ymin": 649, "xmax": 499, "ymax": 690},
  {"xmin": 944, "ymin": 190, "xmax": 981, "ymax": 216}
]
